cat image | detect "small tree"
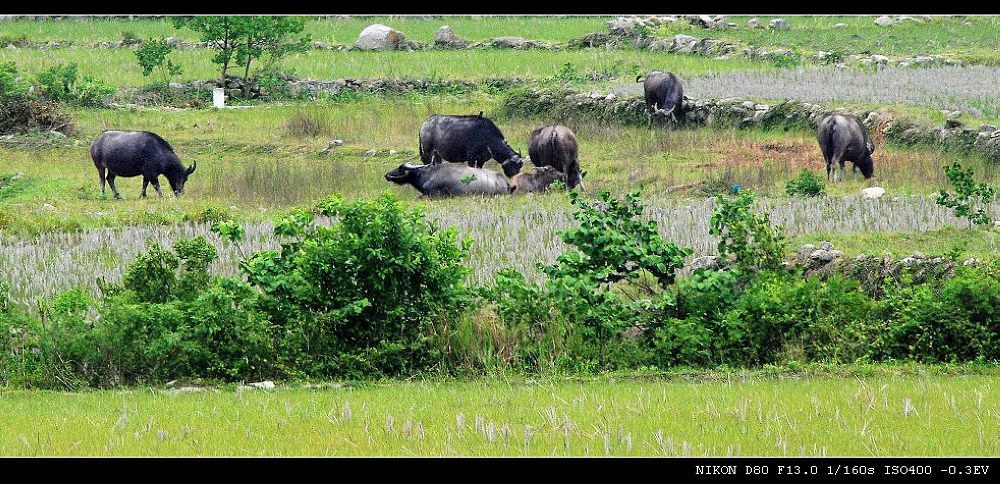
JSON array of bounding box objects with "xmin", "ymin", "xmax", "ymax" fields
[
  {"xmin": 134, "ymin": 38, "xmax": 183, "ymax": 84},
  {"xmin": 710, "ymin": 190, "xmax": 787, "ymax": 278},
  {"xmin": 0, "ymin": 61, "xmax": 29, "ymax": 101},
  {"xmin": 937, "ymin": 161, "xmax": 996, "ymax": 227},
  {"xmin": 233, "ymin": 16, "xmax": 311, "ymax": 97},
  {"xmin": 172, "ymin": 16, "xmax": 241, "ymax": 88}
]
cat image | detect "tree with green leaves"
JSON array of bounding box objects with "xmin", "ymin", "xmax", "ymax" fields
[
  {"xmin": 134, "ymin": 38, "xmax": 183, "ymax": 84},
  {"xmin": 173, "ymin": 16, "xmax": 310, "ymax": 97},
  {"xmin": 171, "ymin": 16, "xmax": 241, "ymax": 87},
  {"xmin": 937, "ymin": 161, "xmax": 996, "ymax": 227},
  {"xmin": 233, "ymin": 16, "xmax": 311, "ymax": 97}
]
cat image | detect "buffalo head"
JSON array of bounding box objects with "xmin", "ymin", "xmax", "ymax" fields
[
  {"xmin": 385, "ymin": 162, "xmax": 420, "ymax": 184},
  {"xmin": 500, "ymin": 151, "xmax": 524, "ymax": 178},
  {"xmin": 169, "ymin": 161, "xmax": 197, "ymax": 196}
]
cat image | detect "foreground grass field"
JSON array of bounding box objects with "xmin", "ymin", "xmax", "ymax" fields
[{"xmin": 1, "ymin": 370, "xmax": 996, "ymax": 456}]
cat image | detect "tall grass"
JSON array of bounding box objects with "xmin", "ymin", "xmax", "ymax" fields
[
  {"xmin": 0, "ymin": 375, "xmax": 995, "ymax": 455},
  {"xmin": 3, "ymin": 195, "xmax": 996, "ymax": 308}
]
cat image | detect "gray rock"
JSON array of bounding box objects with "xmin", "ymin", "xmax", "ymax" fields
[
  {"xmin": 355, "ymin": 24, "xmax": 406, "ymax": 51},
  {"xmin": 248, "ymin": 380, "xmax": 275, "ymax": 389},
  {"xmin": 434, "ymin": 25, "xmax": 467, "ymax": 48},
  {"xmin": 896, "ymin": 16, "xmax": 920, "ymax": 23},
  {"xmin": 769, "ymin": 18, "xmax": 790, "ymax": 29},
  {"xmin": 820, "ymin": 241, "xmax": 835, "ymax": 251},
  {"xmin": 363, "ymin": 149, "xmax": 378, "ymax": 157},
  {"xmin": 978, "ymin": 124, "xmax": 997, "ymax": 133},
  {"xmin": 832, "ymin": 23, "xmax": 847, "ymax": 29},
  {"xmin": 861, "ymin": 187, "xmax": 886, "ymax": 199},
  {"xmin": 672, "ymin": 34, "xmax": 699, "ymax": 52},
  {"xmin": 963, "ymin": 258, "xmax": 980, "ymax": 267},
  {"xmin": 689, "ymin": 255, "xmax": 719, "ymax": 271},
  {"xmin": 875, "ymin": 16, "xmax": 896, "ymax": 26},
  {"xmin": 491, "ymin": 36, "xmax": 527, "ymax": 49},
  {"xmin": 810, "ymin": 249, "xmax": 843, "ymax": 263}
]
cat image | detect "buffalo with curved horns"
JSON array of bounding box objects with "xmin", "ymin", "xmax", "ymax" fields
[
  {"xmin": 418, "ymin": 113, "xmax": 524, "ymax": 178},
  {"xmin": 817, "ymin": 114, "xmax": 875, "ymax": 181},
  {"xmin": 637, "ymin": 71, "xmax": 684, "ymax": 123},
  {"xmin": 90, "ymin": 130, "xmax": 196, "ymax": 199}
]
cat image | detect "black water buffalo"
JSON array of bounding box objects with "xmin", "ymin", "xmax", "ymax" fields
[
  {"xmin": 527, "ymin": 124, "xmax": 585, "ymax": 190},
  {"xmin": 90, "ymin": 130, "xmax": 196, "ymax": 199},
  {"xmin": 817, "ymin": 114, "xmax": 875, "ymax": 181},
  {"xmin": 418, "ymin": 114, "xmax": 524, "ymax": 178},
  {"xmin": 637, "ymin": 71, "xmax": 684, "ymax": 122},
  {"xmin": 510, "ymin": 166, "xmax": 565, "ymax": 193},
  {"xmin": 385, "ymin": 162, "xmax": 510, "ymax": 198}
]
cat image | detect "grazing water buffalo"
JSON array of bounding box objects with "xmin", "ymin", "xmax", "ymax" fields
[
  {"xmin": 385, "ymin": 162, "xmax": 510, "ymax": 198},
  {"xmin": 418, "ymin": 114, "xmax": 524, "ymax": 178},
  {"xmin": 510, "ymin": 166, "xmax": 565, "ymax": 193},
  {"xmin": 817, "ymin": 114, "xmax": 875, "ymax": 181},
  {"xmin": 90, "ymin": 130, "xmax": 196, "ymax": 199},
  {"xmin": 527, "ymin": 125, "xmax": 585, "ymax": 190},
  {"xmin": 637, "ymin": 71, "xmax": 684, "ymax": 122}
]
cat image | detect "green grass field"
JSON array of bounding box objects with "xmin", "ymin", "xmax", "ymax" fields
[
  {"xmin": 1, "ymin": 370, "xmax": 996, "ymax": 456},
  {"xmin": 653, "ymin": 15, "xmax": 1000, "ymax": 64},
  {"xmin": 0, "ymin": 16, "xmax": 613, "ymax": 45},
  {"xmin": 1, "ymin": 98, "xmax": 994, "ymax": 235},
  {"xmin": 0, "ymin": 47, "xmax": 769, "ymax": 87}
]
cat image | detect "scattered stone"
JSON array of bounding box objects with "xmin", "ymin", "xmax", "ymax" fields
[
  {"xmin": 896, "ymin": 16, "xmax": 920, "ymax": 23},
  {"xmin": 962, "ymin": 258, "xmax": 980, "ymax": 267},
  {"xmin": 769, "ymin": 18, "xmax": 790, "ymax": 29},
  {"xmin": 875, "ymin": 16, "xmax": 897, "ymax": 26},
  {"xmin": 491, "ymin": 36, "xmax": 529, "ymax": 49},
  {"xmin": 434, "ymin": 25, "xmax": 467, "ymax": 48},
  {"xmin": 689, "ymin": 255, "xmax": 719, "ymax": 271},
  {"xmin": 388, "ymin": 149, "xmax": 398, "ymax": 155},
  {"xmin": 832, "ymin": 23, "xmax": 847, "ymax": 29},
  {"xmin": 355, "ymin": 24, "xmax": 406, "ymax": 51},
  {"xmin": 363, "ymin": 149, "xmax": 378, "ymax": 157},
  {"xmin": 861, "ymin": 187, "xmax": 886, "ymax": 199},
  {"xmin": 248, "ymin": 380, "xmax": 275, "ymax": 389}
]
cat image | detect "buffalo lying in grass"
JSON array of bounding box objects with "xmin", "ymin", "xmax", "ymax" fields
[
  {"xmin": 818, "ymin": 114, "xmax": 875, "ymax": 181},
  {"xmin": 510, "ymin": 166, "xmax": 566, "ymax": 193},
  {"xmin": 90, "ymin": 130, "xmax": 196, "ymax": 199},
  {"xmin": 385, "ymin": 162, "xmax": 510, "ymax": 198},
  {"xmin": 418, "ymin": 113, "xmax": 524, "ymax": 178}
]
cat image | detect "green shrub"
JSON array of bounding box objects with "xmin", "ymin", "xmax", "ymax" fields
[
  {"xmin": 709, "ymin": 190, "xmax": 787, "ymax": 278},
  {"xmin": 134, "ymin": 38, "xmax": 183, "ymax": 84},
  {"xmin": 237, "ymin": 193, "xmax": 471, "ymax": 377},
  {"xmin": 0, "ymin": 61, "xmax": 29, "ymax": 101},
  {"xmin": 35, "ymin": 63, "xmax": 115, "ymax": 107},
  {"xmin": 936, "ymin": 161, "xmax": 996, "ymax": 227},
  {"xmin": 785, "ymin": 170, "xmax": 826, "ymax": 197}
]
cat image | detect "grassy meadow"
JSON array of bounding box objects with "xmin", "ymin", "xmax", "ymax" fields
[
  {"xmin": 0, "ymin": 369, "xmax": 996, "ymax": 456},
  {"xmin": 1, "ymin": 16, "xmax": 999, "ymax": 457}
]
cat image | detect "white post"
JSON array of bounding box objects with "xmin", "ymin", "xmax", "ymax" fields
[{"xmin": 213, "ymin": 88, "xmax": 226, "ymax": 108}]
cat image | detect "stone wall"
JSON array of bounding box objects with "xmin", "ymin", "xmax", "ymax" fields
[{"xmin": 502, "ymin": 87, "xmax": 1000, "ymax": 162}]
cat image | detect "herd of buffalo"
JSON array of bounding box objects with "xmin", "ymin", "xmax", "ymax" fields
[{"xmin": 89, "ymin": 71, "xmax": 876, "ymax": 200}]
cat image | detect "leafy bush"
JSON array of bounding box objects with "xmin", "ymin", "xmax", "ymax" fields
[
  {"xmin": 0, "ymin": 61, "xmax": 28, "ymax": 101},
  {"xmin": 134, "ymin": 38, "xmax": 183, "ymax": 84},
  {"xmin": 709, "ymin": 190, "xmax": 787, "ymax": 278},
  {"xmin": 785, "ymin": 170, "xmax": 826, "ymax": 197},
  {"xmin": 936, "ymin": 161, "xmax": 996, "ymax": 227},
  {"xmin": 232, "ymin": 193, "xmax": 471, "ymax": 377},
  {"xmin": 35, "ymin": 63, "xmax": 115, "ymax": 107}
]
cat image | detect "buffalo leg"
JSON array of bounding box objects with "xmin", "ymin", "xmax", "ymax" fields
[
  {"xmin": 97, "ymin": 166, "xmax": 107, "ymax": 196},
  {"xmin": 838, "ymin": 161, "xmax": 847, "ymax": 182},
  {"xmin": 151, "ymin": 178, "xmax": 163, "ymax": 197},
  {"xmin": 107, "ymin": 174, "xmax": 122, "ymax": 200},
  {"xmin": 141, "ymin": 178, "xmax": 149, "ymax": 198}
]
